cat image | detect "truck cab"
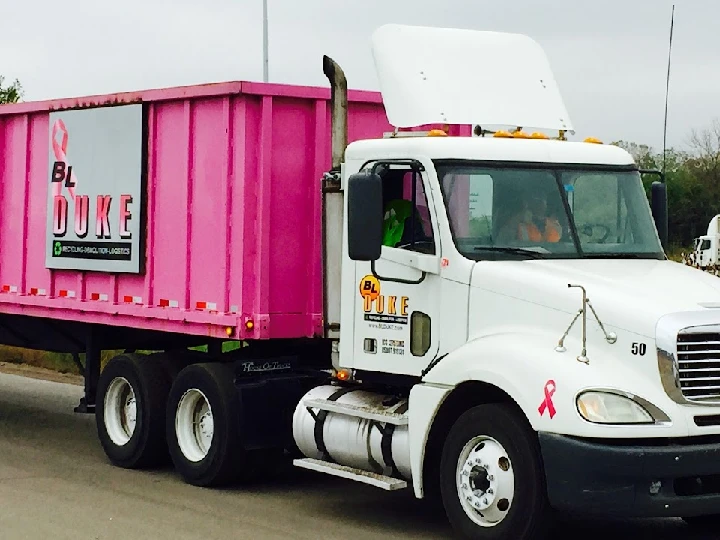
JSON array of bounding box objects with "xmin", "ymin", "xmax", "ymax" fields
[{"xmin": 343, "ymin": 135, "xmax": 666, "ymax": 378}]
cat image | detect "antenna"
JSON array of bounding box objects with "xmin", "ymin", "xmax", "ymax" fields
[{"xmin": 662, "ymin": 4, "xmax": 675, "ymax": 175}]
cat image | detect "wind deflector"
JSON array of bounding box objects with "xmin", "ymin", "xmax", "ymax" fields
[{"xmin": 370, "ymin": 24, "xmax": 574, "ymax": 133}]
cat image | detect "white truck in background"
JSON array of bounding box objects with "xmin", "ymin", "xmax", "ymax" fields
[{"xmin": 692, "ymin": 214, "xmax": 720, "ymax": 268}]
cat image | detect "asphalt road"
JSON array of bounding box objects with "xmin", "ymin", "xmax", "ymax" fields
[{"xmin": 0, "ymin": 370, "xmax": 716, "ymax": 540}]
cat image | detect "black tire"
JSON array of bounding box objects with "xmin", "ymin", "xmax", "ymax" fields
[
  {"xmin": 166, "ymin": 362, "xmax": 246, "ymax": 487},
  {"xmin": 95, "ymin": 353, "xmax": 173, "ymax": 469},
  {"xmin": 150, "ymin": 351, "xmax": 190, "ymax": 381},
  {"xmin": 439, "ymin": 403, "xmax": 552, "ymax": 540}
]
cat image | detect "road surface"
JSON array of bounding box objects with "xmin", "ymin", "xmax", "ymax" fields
[{"xmin": 0, "ymin": 367, "xmax": 716, "ymax": 539}]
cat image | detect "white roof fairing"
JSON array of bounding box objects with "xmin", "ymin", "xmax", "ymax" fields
[
  {"xmin": 370, "ymin": 24, "xmax": 574, "ymax": 133},
  {"xmin": 345, "ymin": 137, "xmax": 636, "ymax": 167}
]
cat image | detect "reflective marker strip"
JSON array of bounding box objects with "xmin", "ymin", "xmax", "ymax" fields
[
  {"xmin": 196, "ymin": 301, "xmax": 218, "ymax": 311},
  {"xmin": 29, "ymin": 288, "xmax": 47, "ymax": 296},
  {"xmin": 159, "ymin": 299, "xmax": 179, "ymax": 308},
  {"xmin": 0, "ymin": 285, "xmax": 18, "ymax": 293},
  {"xmin": 58, "ymin": 290, "xmax": 76, "ymax": 298},
  {"xmin": 90, "ymin": 293, "xmax": 109, "ymax": 302},
  {"xmin": 123, "ymin": 295, "xmax": 143, "ymax": 304}
]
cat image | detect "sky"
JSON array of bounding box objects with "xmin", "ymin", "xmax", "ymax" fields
[{"xmin": 1, "ymin": 0, "xmax": 716, "ymax": 151}]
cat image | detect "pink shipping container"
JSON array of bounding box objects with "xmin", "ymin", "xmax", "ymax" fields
[{"xmin": 0, "ymin": 81, "xmax": 412, "ymax": 343}]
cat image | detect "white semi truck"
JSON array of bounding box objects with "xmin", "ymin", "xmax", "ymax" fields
[
  {"xmin": 692, "ymin": 214, "xmax": 720, "ymax": 268},
  {"xmin": 306, "ymin": 25, "xmax": 720, "ymax": 539},
  {"xmin": 3, "ymin": 22, "xmax": 720, "ymax": 540}
]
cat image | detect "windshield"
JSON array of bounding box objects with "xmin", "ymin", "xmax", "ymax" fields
[{"xmin": 435, "ymin": 161, "xmax": 664, "ymax": 260}]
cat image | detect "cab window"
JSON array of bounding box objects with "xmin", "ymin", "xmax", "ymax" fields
[{"xmin": 377, "ymin": 164, "xmax": 436, "ymax": 255}]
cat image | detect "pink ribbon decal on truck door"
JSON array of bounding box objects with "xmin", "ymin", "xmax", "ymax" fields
[
  {"xmin": 537, "ymin": 380, "xmax": 557, "ymax": 419},
  {"xmin": 51, "ymin": 119, "xmax": 79, "ymax": 201}
]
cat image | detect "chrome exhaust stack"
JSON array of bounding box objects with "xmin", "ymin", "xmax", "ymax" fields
[{"xmin": 323, "ymin": 55, "xmax": 348, "ymax": 171}]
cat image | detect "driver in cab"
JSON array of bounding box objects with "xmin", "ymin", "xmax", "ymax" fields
[{"xmin": 497, "ymin": 190, "xmax": 563, "ymax": 244}]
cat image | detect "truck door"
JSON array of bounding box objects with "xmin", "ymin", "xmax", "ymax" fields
[{"xmin": 351, "ymin": 161, "xmax": 442, "ymax": 377}]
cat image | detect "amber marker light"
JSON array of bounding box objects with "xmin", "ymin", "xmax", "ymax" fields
[{"xmin": 335, "ymin": 369, "xmax": 352, "ymax": 381}]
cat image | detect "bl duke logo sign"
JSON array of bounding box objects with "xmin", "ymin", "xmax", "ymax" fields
[
  {"xmin": 45, "ymin": 104, "xmax": 144, "ymax": 274},
  {"xmin": 358, "ymin": 274, "xmax": 409, "ymax": 325}
]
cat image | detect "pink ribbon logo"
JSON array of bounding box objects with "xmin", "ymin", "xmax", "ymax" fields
[
  {"xmin": 51, "ymin": 119, "xmax": 79, "ymax": 201},
  {"xmin": 538, "ymin": 380, "xmax": 556, "ymax": 419}
]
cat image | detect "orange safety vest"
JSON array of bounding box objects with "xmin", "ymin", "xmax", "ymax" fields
[{"xmin": 518, "ymin": 218, "xmax": 561, "ymax": 243}]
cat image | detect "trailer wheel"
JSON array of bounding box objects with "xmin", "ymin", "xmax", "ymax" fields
[
  {"xmin": 166, "ymin": 362, "xmax": 245, "ymax": 487},
  {"xmin": 150, "ymin": 351, "xmax": 191, "ymax": 381},
  {"xmin": 96, "ymin": 353, "xmax": 172, "ymax": 469},
  {"xmin": 439, "ymin": 403, "xmax": 552, "ymax": 540}
]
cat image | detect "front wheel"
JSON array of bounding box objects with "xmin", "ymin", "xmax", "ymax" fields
[{"xmin": 439, "ymin": 403, "xmax": 552, "ymax": 540}]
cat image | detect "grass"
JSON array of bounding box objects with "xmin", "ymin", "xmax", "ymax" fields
[{"xmin": 0, "ymin": 346, "xmax": 120, "ymax": 375}]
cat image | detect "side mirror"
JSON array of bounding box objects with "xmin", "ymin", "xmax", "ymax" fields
[
  {"xmin": 651, "ymin": 180, "xmax": 668, "ymax": 249},
  {"xmin": 347, "ymin": 171, "xmax": 383, "ymax": 261}
]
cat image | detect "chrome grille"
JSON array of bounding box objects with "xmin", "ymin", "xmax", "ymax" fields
[{"xmin": 677, "ymin": 332, "xmax": 720, "ymax": 403}]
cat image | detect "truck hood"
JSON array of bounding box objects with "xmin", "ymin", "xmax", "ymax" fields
[{"xmin": 471, "ymin": 258, "xmax": 720, "ymax": 337}]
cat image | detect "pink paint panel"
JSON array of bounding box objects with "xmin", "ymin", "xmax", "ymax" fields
[
  {"xmin": 239, "ymin": 97, "xmax": 265, "ymax": 333},
  {"xmin": 0, "ymin": 116, "xmax": 29, "ymax": 293},
  {"xmin": 188, "ymin": 98, "xmax": 231, "ymax": 311},
  {"xmin": 0, "ymin": 80, "xmax": 470, "ymax": 340},
  {"xmin": 151, "ymin": 100, "xmax": 191, "ymax": 309},
  {"xmin": 266, "ymin": 97, "xmax": 318, "ymax": 318},
  {"xmin": 25, "ymin": 115, "xmax": 53, "ymax": 295}
]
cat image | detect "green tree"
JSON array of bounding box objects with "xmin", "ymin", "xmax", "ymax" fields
[
  {"xmin": 612, "ymin": 140, "xmax": 658, "ymax": 170},
  {"xmin": 613, "ymin": 120, "xmax": 720, "ymax": 250},
  {"xmin": 0, "ymin": 75, "xmax": 23, "ymax": 104}
]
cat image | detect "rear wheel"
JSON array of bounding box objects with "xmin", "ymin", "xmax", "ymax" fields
[
  {"xmin": 166, "ymin": 363, "xmax": 247, "ymax": 487},
  {"xmin": 96, "ymin": 353, "xmax": 172, "ymax": 468},
  {"xmin": 439, "ymin": 403, "xmax": 552, "ymax": 540}
]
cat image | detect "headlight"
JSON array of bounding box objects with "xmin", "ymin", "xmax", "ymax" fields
[{"xmin": 577, "ymin": 391, "xmax": 658, "ymax": 424}]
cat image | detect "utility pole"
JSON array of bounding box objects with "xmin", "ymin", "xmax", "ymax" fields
[
  {"xmin": 662, "ymin": 4, "xmax": 675, "ymax": 176},
  {"xmin": 262, "ymin": 0, "xmax": 269, "ymax": 82}
]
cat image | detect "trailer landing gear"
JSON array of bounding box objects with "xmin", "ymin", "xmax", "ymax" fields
[{"xmin": 74, "ymin": 328, "xmax": 101, "ymax": 414}]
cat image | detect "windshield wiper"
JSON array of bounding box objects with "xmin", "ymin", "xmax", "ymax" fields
[
  {"xmin": 473, "ymin": 247, "xmax": 544, "ymax": 258},
  {"xmin": 583, "ymin": 253, "xmax": 659, "ymax": 259}
]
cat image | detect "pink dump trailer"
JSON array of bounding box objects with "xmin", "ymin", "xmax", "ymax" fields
[
  {"xmin": 0, "ymin": 81, "xmax": 397, "ymax": 343},
  {"xmin": 0, "ymin": 70, "xmax": 468, "ymax": 408},
  {"xmin": 0, "ymin": 57, "xmax": 471, "ymax": 491}
]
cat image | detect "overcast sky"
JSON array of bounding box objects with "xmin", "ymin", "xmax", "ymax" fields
[{"xmin": 1, "ymin": 0, "xmax": 716, "ymax": 150}]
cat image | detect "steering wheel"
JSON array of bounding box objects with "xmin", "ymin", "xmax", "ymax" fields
[{"xmin": 579, "ymin": 223, "xmax": 611, "ymax": 243}]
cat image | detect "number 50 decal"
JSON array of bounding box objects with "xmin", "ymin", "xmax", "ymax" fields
[{"xmin": 631, "ymin": 342, "xmax": 647, "ymax": 356}]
